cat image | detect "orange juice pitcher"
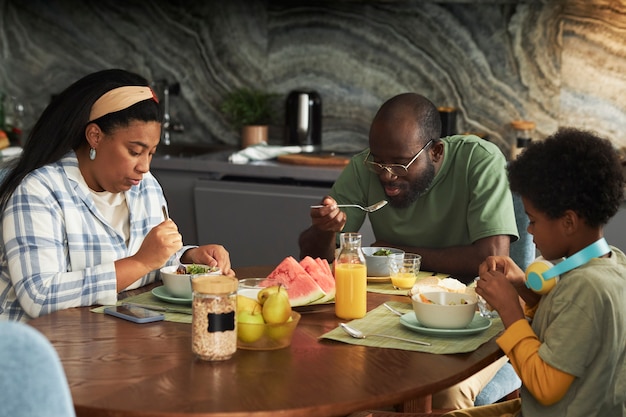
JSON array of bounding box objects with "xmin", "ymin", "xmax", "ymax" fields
[{"xmin": 334, "ymin": 233, "xmax": 367, "ymax": 319}]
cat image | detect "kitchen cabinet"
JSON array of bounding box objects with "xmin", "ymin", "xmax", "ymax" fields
[
  {"xmin": 151, "ymin": 169, "xmax": 207, "ymax": 245},
  {"xmin": 194, "ymin": 178, "xmax": 329, "ymax": 267},
  {"xmin": 150, "ymin": 155, "xmax": 374, "ymax": 268}
]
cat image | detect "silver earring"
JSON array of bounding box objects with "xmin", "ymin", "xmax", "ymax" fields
[{"xmin": 89, "ymin": 148, "xmax": 96, "ymax": 161}]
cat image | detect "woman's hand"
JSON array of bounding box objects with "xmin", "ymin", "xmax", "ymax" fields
[
  {"xmin": 135, "ymin": 219, "xmax": 183, "ymax": 271},
  {"xmin": 181, "ymin": 245, "xmax": 235, "ymax": 276}
]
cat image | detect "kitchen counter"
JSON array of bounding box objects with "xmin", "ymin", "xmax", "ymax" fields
[
  {"xmin": 151, "ymin": 149, "xmax": 348, "ymax": 184},
  {"xmin": 149, "ymin": 148, "xmax": 375, "ymax": 267}
]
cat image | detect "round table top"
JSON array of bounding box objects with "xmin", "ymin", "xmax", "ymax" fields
[{"xmin": 28, "ymin": 265, "xmax": 504, "ymax": 417}]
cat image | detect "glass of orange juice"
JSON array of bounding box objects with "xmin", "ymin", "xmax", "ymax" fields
[
  {"xmin": 389, "ymin": 253, "xmax": 422, "ymax": 290},
  {"xmin": 334, "ymin": 233, "xmax": 367, "ymax": 319},
  {"xmin": 334, "ymin": 263, "xmax": 367, "ymax": 319}
]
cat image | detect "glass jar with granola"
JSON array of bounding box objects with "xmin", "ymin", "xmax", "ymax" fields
[{"xmin": 191, "ymin": 275, "xmax": 238, "ymax": 361}]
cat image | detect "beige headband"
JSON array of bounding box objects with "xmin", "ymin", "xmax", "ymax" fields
[{"xmin": 89, "ymin": 86, "xmax": 158, "ymax": 122}]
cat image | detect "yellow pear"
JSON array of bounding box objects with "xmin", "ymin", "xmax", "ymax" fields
[
  {"xmin": 237, "ymin": 294, "xmax": 261, "ymax": 313},
  {"xmin": 236, "ymin": 305, "xmax": 265, "ymax": 343},
  {"xmin": 266, "ymin": 316, "xmax": 294, "ymax": 341},
  {"xmin": 262, "ymin": 289, "xmax": 292, "ymax": 324},
  {"xmin": 257, "ymin": 284, "xmax": 283, "ymax": 305}
]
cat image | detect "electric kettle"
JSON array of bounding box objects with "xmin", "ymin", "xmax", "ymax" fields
[{"xmin": 285, "ymin": 90, "xmax": 322, "ymax": 152}]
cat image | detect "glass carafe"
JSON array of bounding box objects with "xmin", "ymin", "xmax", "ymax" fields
[{"xmin": 334, "ymin": 232, "xmax": 367, "ymax": 319}]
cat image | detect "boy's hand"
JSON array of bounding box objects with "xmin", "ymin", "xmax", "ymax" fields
[{"xmin": 477, "ymin": 269, "xmax": 524, "ymax": 327}]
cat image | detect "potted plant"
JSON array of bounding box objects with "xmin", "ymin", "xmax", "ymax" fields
[{"xmin": 220, "ymin": 88, "xmax": 280, "ymax": 148}]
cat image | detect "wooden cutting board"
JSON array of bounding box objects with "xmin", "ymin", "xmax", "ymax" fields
[{"xmin": 277, "ymin": 153, "xmax": 351, "ymax": 167}]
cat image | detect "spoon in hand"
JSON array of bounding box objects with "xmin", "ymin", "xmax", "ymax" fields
[
  {"xmin": 310, "ymin": 200, "xmax": 388, "ymax": 213},
  {"xmin": 340, "ymin": 323, "xmax": 430, "ymax": 346}
]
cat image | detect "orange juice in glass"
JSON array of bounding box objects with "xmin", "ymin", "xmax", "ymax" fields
[
  {"xmin": 334, "ymin": 232, "xmax": 367, "ymax": 319},
  {"xmin": 389, "ymin": 253, "xmax": 422, "ymax": 290},
  {"xmin": 334, "ymin": 263, "xmax": 367, "ymax": 319}
]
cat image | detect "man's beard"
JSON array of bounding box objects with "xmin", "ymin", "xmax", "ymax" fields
[{"xmin": 385, "ymin": 160, "xmax": 436, "ymax": 209}]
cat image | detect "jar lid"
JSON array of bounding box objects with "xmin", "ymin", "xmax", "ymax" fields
[
  {"xmin": 511, "ymin": 120, "xmax": 536, "ymax": 130},
  {"xmin": 192, "ymin": 275, "xmax": 238, "ymax": 294}
]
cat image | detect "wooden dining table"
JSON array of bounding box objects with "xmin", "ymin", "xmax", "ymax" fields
[{"xmin": 28, "ymin": 265, "xmax": 504, "ymax": 417}]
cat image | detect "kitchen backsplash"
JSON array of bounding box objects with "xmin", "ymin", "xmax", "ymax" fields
[{"xmin": 0, "ymin": 0, "xmax": 624, "ymax": 154}]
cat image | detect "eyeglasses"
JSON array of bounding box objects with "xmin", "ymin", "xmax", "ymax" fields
[{"xmin": 364, "ymin": 139, "xmax": 433, "ymax": 177}]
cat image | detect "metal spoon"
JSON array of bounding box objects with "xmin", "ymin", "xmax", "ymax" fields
[
  {"xmin": 383, "ymin": 303, "xmax": 405, "ymax": 317},
  {"xmin": 310, "ymin": 200, "xmax": 388, "ymax": 213},
  {"xmin": 339, "ymin": 323, "xmax": 431, "ymax": 346}
]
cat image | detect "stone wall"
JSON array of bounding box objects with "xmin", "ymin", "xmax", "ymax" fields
[{"xmin": 0, "ymin": 0, "xmax": 624, "ymax": 155}]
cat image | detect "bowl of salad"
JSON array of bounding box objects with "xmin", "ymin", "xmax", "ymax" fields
[
  {"xmin": 361, "ymin": 247, "xmax": 404, "ymax": 277},
  {"xmin": 160, "ymin": 264, "xmax": 221, "ymax": 298}
]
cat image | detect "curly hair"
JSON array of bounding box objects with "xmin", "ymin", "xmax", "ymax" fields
[{"xmin": 508, "ymin": 127, "xmax": 624, "ymax": 227}]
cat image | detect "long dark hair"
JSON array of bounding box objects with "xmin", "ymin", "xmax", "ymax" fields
[{"xmin": 0, "ymin": 69, "xmax": 162, "ymax": 212}]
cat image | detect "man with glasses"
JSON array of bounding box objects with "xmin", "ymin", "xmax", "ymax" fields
[
  {"xmin": 300, "ymin": 92, "xmax": 518, "ymax": 282},
  {"xmin": 299, "ymin": 93, "xmax": 519, "ymax": 410}
]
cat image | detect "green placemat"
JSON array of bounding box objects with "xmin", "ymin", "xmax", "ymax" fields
[
  {"xmin": 320, "ymin": 301, "xmax": 503, "ymax": 354},
  {"xmin": 91, "ymin": 290, "xmax": 192, "ymax": 324},
  {"xmin": 367, "ymin": 271, "xmax": 450, "ymax": 295}
]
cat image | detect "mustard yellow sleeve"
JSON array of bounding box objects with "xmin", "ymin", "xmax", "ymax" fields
[
  {"xmin": 523, "ymin": 302, "xmax": 538, "ymax": 319},
  {"xmin": 497, "ymin": 319, "xmax": 575, "ymax": 406}
]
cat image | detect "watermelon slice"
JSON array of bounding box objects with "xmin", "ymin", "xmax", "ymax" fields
[
  {"xmin": 261, "ymin": 257, "xmax": 325, "ymax": 306},
  {"xmin": 315, "ymin": 257, "xmax": 333, "ymax": 277},
  {"xmin": 300, "ymin": 256, "xmax": 336, "ymax": 303}
]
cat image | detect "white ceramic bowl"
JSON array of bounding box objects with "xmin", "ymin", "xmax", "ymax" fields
[
  {"xmin": 160, "ymin": 264, "xmax": 221, "ymax": 298},
  {"xmin": 362, "ymin": 247, "xmax": 405, "ymax": 277},
  {"xmin": 237, "ymin": 278, "xmax": 266, "ymax": 300},
  {"xmin": 411, "ymin": 291, "xmax": 478, "ymax": 329}
]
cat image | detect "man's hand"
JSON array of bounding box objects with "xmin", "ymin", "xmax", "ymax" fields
[{"xmin": 310, "ymin": 196, "xmax": 347, "ymax": 233}]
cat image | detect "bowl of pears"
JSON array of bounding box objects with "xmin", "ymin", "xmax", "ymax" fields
[{"xmin": 236, "ymin": 282, "xmax": 301, "ymax": 350}]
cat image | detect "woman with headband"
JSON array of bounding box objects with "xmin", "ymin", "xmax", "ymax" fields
[{"xmin": 0, "ymin": 69, "xmax": 233, "ymax": 322}]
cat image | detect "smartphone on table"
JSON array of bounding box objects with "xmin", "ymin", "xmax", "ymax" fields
[{"xmin": 104, "ymin": 305, "xmax": 165, "ymax": 324}]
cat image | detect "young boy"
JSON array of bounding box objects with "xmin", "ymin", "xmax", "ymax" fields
[{"xmin": 444, "ymin": 128, "xmax": 626, "ymax": 417}]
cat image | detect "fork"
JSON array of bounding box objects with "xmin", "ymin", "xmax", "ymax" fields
[{"xmin": 310, "ymin": 200, "xmax": 388, "ymax": 213}]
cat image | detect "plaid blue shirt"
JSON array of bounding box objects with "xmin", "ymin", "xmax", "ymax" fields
[{"xmin": 0, "ymin": 153, "xmax": 189, "ymax": 322}]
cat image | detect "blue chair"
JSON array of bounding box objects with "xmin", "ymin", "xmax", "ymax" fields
[
  {"xmin": 0, "ymin": 322, "xmax": 76, "ymax": 417},
  {"xmin": 510, "ymin": 192, "xmax": 536, "ymax": 271}
]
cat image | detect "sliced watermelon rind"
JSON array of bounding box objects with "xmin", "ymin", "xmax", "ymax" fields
[
  {"xmin": 300, "ymin": 256, "xmax": 336, "ymax": 303},
  {"xmin": 261, "ymin": 257, "xmax": 326, "ymax": 306}
]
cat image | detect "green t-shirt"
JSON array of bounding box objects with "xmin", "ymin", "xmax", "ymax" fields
[
  {"xmin": 522, "ymin": 247, "xmax": 626, "ymax": 417},
  {"xmin": 330, "ymin": 135, "xmax": 519, "ymax": 247}
]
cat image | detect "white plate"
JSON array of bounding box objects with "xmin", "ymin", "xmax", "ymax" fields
[
  {"xmin": 151, "ymin": 286, "xmax": 192, "ymax": 305},
  {"xmin": 238, "ymin": 278, "xmax": 334, "ymax": 307},
  {"xmin": 400, "ymin": 312, "xmax": 492, "ymax": 337}
]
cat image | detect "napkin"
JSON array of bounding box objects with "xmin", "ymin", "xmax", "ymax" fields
[
  {"xmin": 228, "ymin": 143, "xmax": 303, "ymax": 164},
  {"xmin": 320, "ymin": 301, "xmax": 504, "ymax": 354}
]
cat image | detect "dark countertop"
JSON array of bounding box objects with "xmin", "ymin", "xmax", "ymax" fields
[{"xmin": 150, "ymin": 149, "xmax": 349, "ymax": 184}]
